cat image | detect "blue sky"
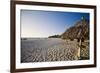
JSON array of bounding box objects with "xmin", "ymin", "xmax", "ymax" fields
[{"xmin": 21, "ymin": 10, "xmax": 89, "ymax": 38}]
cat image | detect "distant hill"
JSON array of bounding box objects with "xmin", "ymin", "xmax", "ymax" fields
[
  {"xmin": 61, "ymin": 17, "xmax": 89, "ymax": 40},
  {"xmin": 48, "ymin": 35, "xmax": 61, "ymax": 38}
]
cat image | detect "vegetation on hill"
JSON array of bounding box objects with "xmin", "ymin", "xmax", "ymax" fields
[{"xmin": 48, "ymin": 35, "xmax": 61, "ymax": 38}]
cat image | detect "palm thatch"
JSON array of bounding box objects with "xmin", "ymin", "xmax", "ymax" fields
[{"xmin": 61, "ymin": 18, "xmax": 89, "ymax": 40}]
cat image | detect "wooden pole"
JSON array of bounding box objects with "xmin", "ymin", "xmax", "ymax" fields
[{"xmin": 77, "ymin": 39, "xmax": 81, "ymax": 59}]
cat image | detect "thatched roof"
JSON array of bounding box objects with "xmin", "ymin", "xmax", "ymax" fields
[{"xmin": 61, "ymin": 18, "xmax": 89, "ymax": 40}]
